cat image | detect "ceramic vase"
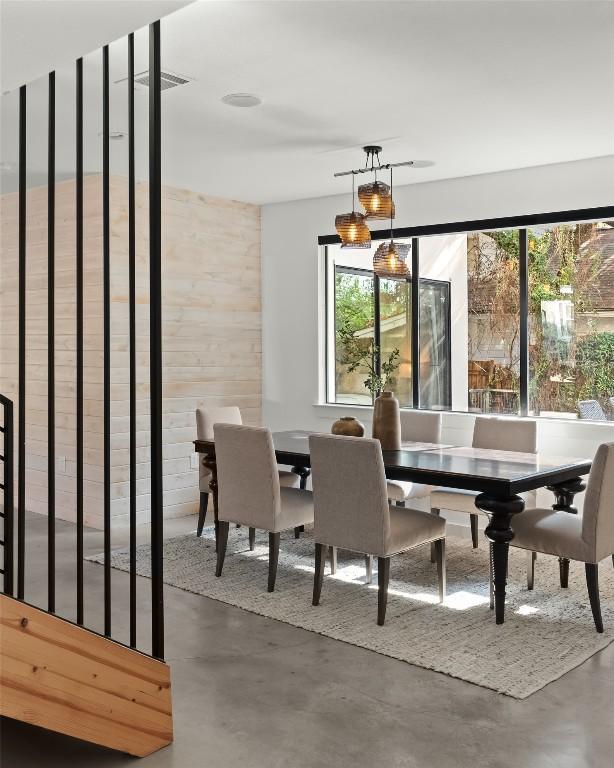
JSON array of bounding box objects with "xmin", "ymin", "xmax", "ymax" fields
[
  {"xmin": 372, "ymin": 390, "xmax": 401, "ymax": 450},
  {"xmin": 331, "ymin": 416, "xmax": 365, "ymax": 437}
]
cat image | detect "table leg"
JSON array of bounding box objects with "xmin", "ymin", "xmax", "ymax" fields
[
  {"xmin": 475, "ymin": 493, "xmax": 525, "ymax": 624},
  {"xmin": 546, "ymin": 477, "xmax": 586, "ymax": 589},
  {"xmin": 292, "ymin": 465, "xmax": 311, "ymax": 490},
  {"xmin": 203, "ymin": 452, "xmax": 218, "ymax": 552}
]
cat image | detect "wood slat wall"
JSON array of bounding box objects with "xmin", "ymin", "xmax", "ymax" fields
[{"xmin": 0, "ymin": 176, "xmax": 262, "ymax": 529}]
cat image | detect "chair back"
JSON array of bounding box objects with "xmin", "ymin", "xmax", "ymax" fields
[
  {"xmin": 196, "ymin": 406, "xmax": 242, "ymax": 440},
  {"xmin": 578, "ymin": 400, "xmax": 606, "ymax": 421},
  {"xmin": 309, "ymin": 434, "xmax": 390, "ymax": 555},
  {"xmin": 399, "ymin": 410, "xmax": 441, "ymax": 444},
  {"xmin": 214, "ymin": 423, "xmax": 280, "ymax": 529},
  {"xmin": 473, "ymin": 416, "xmax": 537, "ymax": 454},
  {"xmin": 196, "ymin": 406, "xmax": 242, "ymax": 490},
  {"xmin": 581, "ymin": 442, "xmax": 614, "ymax": 561}
]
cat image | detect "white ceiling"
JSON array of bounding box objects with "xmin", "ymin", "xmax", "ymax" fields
[
  {"xmin": 1, "ymin": 1, "xmax": 613, "ymax": 204},
  {"xmin": 0, "ymin": 0, "xmax": 193, "ymax": 92}
]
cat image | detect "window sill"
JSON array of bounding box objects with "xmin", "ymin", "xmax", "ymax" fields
[{"xmin": 312, "ymin": 402, "xmax": 614, "ymax": 428}]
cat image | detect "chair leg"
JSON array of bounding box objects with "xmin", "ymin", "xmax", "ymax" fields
[
  {"xmin": 313, "ymin": 543, "xmax": 326, "ymax": 605},
  {"xmin": 248, "ymin": 527, "xmax": 256, "ymax": 551},
  {"xmin": 365, "ymin": 554, "xmax": 373, "ymax": 585},
  {"xmin": 434, "ymin": 539, "xmax": 446, "ymax": 603},
  {"xmin": 470, "ymin": 514, "xmax": 479, "ymax": 548},
  {"xmin": 430, "ymin": 508, "xmax": 441, "ymax": 563},
  {"xmin": 294, "ymin": 526, "xmax": 301, "ymax": 539},
  {"xmin": 268, "ymin": 532, "xmax": 281, "ymax": 592},
  {"xmin": 329, "ymin": 546, "xmax": 337, "ymax": 574},
  {"xmin": 215, "ymin": 521, "xmax": 229, "ymax": 577},
  {"xmin": 585, "ymin": 563, "xmax": 604, "ymax": 633},
  {"xmin": 197, "ymin": 492, "xmax": 209, "ymax": 537},
  {"xmin": 559, "ymin": 557, "xmax": 570, "ymax": 588},
  {"xmin": 489, "ymin": 542, "xmax": 494, "ymax": 610},
  {"xmin": 527, "ymin": 550, "xmax": 536, "ymax": 590},
  {"xmin": 377, "ymin": 557, "xmax": 390, "ymax": 626}
]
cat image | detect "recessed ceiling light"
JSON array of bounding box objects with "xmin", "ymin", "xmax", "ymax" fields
[{"xmin": 221, "ymin": 93, "xmax": 261, "ymax": 108}]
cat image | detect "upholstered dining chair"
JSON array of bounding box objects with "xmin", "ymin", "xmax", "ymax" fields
[
  {"xmin": 195, "ymin": 406, "xmax": 299, "ymax": 536},
  {"xmin": 385, "ymin": 410, "xmax": 442, "ymax": 507},
  {"xmin": 430, "ymin": 416, "xmax": 537, "ymax": 549},
  {"xmin": 309, "ymin": 433, "xmax": 446, "ymax": 625},
  {"xmin": 511, "ymin": 442, "xmax": 614, "ymax": 632},
  {"xmin": 214, "ymin": 423, "xmax": 314, "ymax": 592}
]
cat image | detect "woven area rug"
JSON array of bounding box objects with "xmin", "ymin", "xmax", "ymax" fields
[{"xmin": 87, "ymin": 527, "xmax": 614, "ymax": 699}]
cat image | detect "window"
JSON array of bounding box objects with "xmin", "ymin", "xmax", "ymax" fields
[
  {"xmin": 528, "ymin": 221, "xmax": 614, "ymax": 420},
  {"xmin": 327, "ymin": 244, "xmax": 451, "ymax": 407},
  {"xmin": 322, "ymin": 208, "xmax": 614, "ymax": 421}
]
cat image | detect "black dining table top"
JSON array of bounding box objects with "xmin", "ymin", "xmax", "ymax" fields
[{"xmin": 194, "ymin": 429, "xmax": 592, "ymax": 497}]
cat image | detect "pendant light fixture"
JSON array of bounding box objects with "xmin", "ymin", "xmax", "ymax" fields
[
  {"xmin": 373, "ymin": 167, "xmax": 410, "ymax": 278},
  {"xmin": 357, "ymin": 146, "xmax": 395, "ymax": 220},
  {"xmin": 335, "ymin": 172, "xmax": 371, "ymax": 249}
]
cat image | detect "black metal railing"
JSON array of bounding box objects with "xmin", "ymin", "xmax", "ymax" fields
[
  {"xmin": 0, "ymin": 394, "xmax": 15, "ymax": 597},
  {"xmin": 5, "ymin": 20, "xmax": 164, "ymax": 661}
]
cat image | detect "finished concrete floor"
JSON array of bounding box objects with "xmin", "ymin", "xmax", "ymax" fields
[{"xmin": 2, "ymin": 512, "xmax": 614, "ymax": 768}]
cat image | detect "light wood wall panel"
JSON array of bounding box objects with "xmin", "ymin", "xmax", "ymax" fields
[{"xmin": 0, "ymin": 175, "xmax": 261, "ymax": 529}]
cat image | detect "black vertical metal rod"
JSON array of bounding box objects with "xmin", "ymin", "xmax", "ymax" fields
[
  {"xmin": 48, "ymin": 71, "xmax": 56, "ymax": 613},
  {"xmin": 149, "ymin": 20, "xmax": 164, "ymax": 660},
  {"xmin": 103, "ymin": 45, "xmax": 111, "ymax": 637},
  {"xmin": 128, "ymin": 32, "xmax": 137, "ymax": 649},
  {"xmin": 373, "ymin": 274, "xmax": 381, "ymax": 400},
  {"xmin": 1, "ymin": 396, "xmax": 15, "ymax": 597},
  {"xmin": 76, "ymin": 57, "xmax": 84, "ymax": 625},
  {"xmin": 411, "ymin": 238, "xmax": 420, "ymax": 409},
  {"xmin": 17, "ymin": 85, "xmax": 26, "ymax": 601},
  {"xmin": 519, "ymin": 229, "xmax": 529, "ymax": 417}
]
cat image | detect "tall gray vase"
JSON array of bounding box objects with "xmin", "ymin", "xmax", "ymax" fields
[{"xmin": 372, "ymin": 390, "xmax": 401, "ymax": 450}]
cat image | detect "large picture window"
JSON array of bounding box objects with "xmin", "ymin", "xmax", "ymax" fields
[{"xmin": 323, "ymin": 210, "xmax": 614, "ymax": 421}]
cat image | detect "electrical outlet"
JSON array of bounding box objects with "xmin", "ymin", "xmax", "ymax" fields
[
  {"xmin": 190, "ymin": 454, "xmax": 199, "ymax": 470},
  {"xmin": 56, "ymin": 456, "xmax": 66, "ymax": 474}
]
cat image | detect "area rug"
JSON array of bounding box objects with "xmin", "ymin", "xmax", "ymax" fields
[{"xmin": 87, "ymin": 528, "xmax": 614, "ymax": 699}]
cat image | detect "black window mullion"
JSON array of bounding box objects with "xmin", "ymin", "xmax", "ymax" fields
[
  {"xmin": 411, "ymin": 238, "xmax": 420, "ymax": 408},
  {"xmin": 519, "ymin": 229, "xmax": 529, "ymax": 416},
  {"xmin": 373, "ymin": 274, "xmax": 381, "ymax": 393}
]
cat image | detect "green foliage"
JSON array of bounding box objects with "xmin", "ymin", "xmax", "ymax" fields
[
  {"xmin": 336, "ymin": 318, "xmax": 400, "ymax": 399},
  {"xmin": 576, "ymin": 332, "xmax": 614, "ymax": 403},
  {"xmin": 334, "ymin": 273, "xmax": 373, "ymax": 334}
]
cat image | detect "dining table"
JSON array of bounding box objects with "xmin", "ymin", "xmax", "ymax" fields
[{"xmin": 194, "ymin": 429, "xmax": 592, "ymax": 625}]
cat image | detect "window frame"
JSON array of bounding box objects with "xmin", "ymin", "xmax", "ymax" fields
[
  {"xmin": 328, "ymin": 259, "xmax": 452, "ymax": 408},
  {"xmin": 321, "ymin": 205, "xmax": 614, "ymax": 420}
]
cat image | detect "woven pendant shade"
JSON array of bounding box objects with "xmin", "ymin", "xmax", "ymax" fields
[
  {"xmin": 373, "ymin": 240, "xmax": 410, "ymax": 278},
  {"xmin": 358, "ymin": 180, "xmax": 395, "ymax": 220},
  {"xmin": 335, "ymin": 211, "xmax": 371, "ymax": 249}
]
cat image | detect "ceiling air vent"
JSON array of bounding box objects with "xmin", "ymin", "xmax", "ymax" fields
[{"xmin": 115, "ymin": 70, "xmax": 192, "ymax": 91}]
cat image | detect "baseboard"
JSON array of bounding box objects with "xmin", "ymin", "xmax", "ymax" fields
[{"xmin": 0, "ymin": 595, "xmax": 173, "ymax": 757}]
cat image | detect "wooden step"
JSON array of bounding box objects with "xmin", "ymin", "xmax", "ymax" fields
[{"xmin": 0, "ymin": 595, "xmax": 173, "ymax": 757}]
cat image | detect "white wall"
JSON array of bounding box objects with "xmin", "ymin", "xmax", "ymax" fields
[{"xmin": 261, "ymin": 156, "xmax": 614, "ymax": 518}]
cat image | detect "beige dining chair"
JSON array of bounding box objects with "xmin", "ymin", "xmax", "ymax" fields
[
  {"xmin": 309, "ymin": 433, "xmax": 446, "ymax": 625},
  {"xmin": 195, "ymin": 406, "xmax": 299, "ymax": 537},
  {"xmin": 214, "ymin": 424, "xmax": 314, "ymax": 592},
  {"xmin": 430, "ymin": 416, "xmax": 537, "ymax": 549},
  {"xmin": 385, "ymin": 410, "xmax": 442, "ymax": 506},
  {"xmin": 511, "ymin": 442, "xmax": 614, "ymax": 632}
]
